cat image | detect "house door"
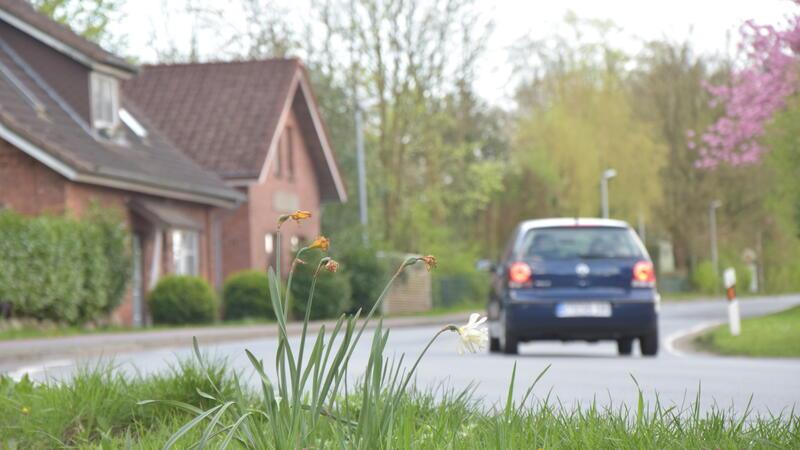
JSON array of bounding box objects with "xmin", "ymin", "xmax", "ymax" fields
[{"xmin": 132, "ymin": 233, "xmax": 144, "ymax": 328}]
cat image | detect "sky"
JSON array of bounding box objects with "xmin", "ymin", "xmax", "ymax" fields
[{"xmin": 116, "ymin": 0, "xmax": 798, "ymax": 106}]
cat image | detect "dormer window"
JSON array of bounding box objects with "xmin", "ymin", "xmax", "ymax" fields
[{"xmin": 90, "ymin": 72, "xmax": 119, "ymax": 130}]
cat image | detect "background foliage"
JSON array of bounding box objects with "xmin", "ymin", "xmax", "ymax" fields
[
  {"xmin": 36, "ymin": 1, "xmax": 800, "ymax": 296},
  {"xmin": 221, "ymin": 270, "xmax": 274, "ymax": 321},
  {"xmin": 148, "ymin": 275, "xmax": 217, "ymax": 325},
  {"xmin": 0, "ymin": 209, "xmax": 130, "ymax": 325},
  {"xmin": 289, "ymin": 249, "xmax": 352, "ymax": 320}
]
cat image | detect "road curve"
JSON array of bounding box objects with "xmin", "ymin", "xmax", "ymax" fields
[{"xmin": 3, "ymin": 295, "xmax": 800, "ymax": 416}]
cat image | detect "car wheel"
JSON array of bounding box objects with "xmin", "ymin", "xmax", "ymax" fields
[
  {"xmin": 617, "ymin": 338, "xmax": 633, "ymax": 356},
  {"xmin": 640, "ymin": 328, "xmax": 659, "ymax": 357},
  {"xmin": 489, "ymin": 337, "xmax": 500, "ymax": 353},
  {"xmin": 501, "ymin": 330, "xmax": 518, "ymax": 355}
]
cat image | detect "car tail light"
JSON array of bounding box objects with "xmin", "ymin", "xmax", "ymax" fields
[
  {"xmin": 632, "ymin": 261, "xmax": 656, "ymax": 287},
  {"xmin": 508, "ymin": 262, "xmax": 532, "ymax": 287}
]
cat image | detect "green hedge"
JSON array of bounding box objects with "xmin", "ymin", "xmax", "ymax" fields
[
  {"xmin": 290, "ymin": 250, "xmax": 352, "ymax": 320},
  {"xmin": 0, "ymin": 209, "xmax": 130, "ymax": 325},
  {"xmin": 148, "ymin": 276, "xmax": 218, "ymax": 325},
  {"xmin": 338, "ymin": 246, "xmax": 387, "ymax": 314},
  {"xmin": 222, "ymin": 270, "xmax": 274, "ymax": 321}
]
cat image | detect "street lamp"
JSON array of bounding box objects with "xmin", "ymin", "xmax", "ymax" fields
[
  {"xmin": 709, "ymin": 200, "xmax": 722, "ymax": 276},
  {"xmin": 600, "ymin": 168, "xmax": 617, "ymax": 219}
]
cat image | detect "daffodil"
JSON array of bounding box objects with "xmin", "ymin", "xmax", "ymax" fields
[
  {"xmin": 309, "ymin": 236, "xmax": 330, "ymax": 251},
  {"xmin": 324, "ymin": 259, "xmax": 339, "ymax": 273},
  {"xmin": 455, "ymin": 313, "xmax": 488, "ymax": 355},
  {"xmin": 278, "ymin": 210, "xmax": 312, "ymax": 228},
  {"xmin": 420, "ymin": 255, "xmax": 437, "ymax": 271}
]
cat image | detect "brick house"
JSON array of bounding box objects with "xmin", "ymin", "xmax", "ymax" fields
[
  {"xmin": 0, "ymin": 0, "xmax": 245, "ymax": 325},
  {"xmin": 123, "ymin": 60, "xmax": 347, "ymax": 281}
]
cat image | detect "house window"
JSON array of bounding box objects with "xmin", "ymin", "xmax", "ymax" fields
[
  {"xmin": 265, "ymin": 232, "xmax": 279, "ymax": 269},
  {"xmin": 264, "ymin": 233, "xmax": 274, "ymax": 255},
  {"xmin": 119, "ymin": 108, "xmax": 148, "ymax": 138},
  {"xmin": 90, "ymin": 72, "xmax": 119, "ymax": 130},
  {"xmin": 286, "ymin": 127, "xmax": 294, "ymax": 180},
  {"xmin": 171, "ymin": 229, "xmax": 199, "ymax": 276},
  {"xmin": 273, "ymin": 136, "xmax": 282, "ymax": 177}
]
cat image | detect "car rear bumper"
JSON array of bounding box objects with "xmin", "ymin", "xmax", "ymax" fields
[{"xmin": 501, "ymin": 292, "xmax": 658, "ymax": 341}]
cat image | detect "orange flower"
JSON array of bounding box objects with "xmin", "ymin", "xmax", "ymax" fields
[
  {"xmin": 290, "ymin": 210, "xmax": 312, "ymax": 222},
  {"xmin": 324, "ymin": 259, "xmax": 340, "ymax": 273},
  {"xmin": 278, "ymin": 210, "xmax": 312, "ymax": 228},
  {"xmin": 309, "ymin": 236, "xmax": 330, "ymax": 252},
  {"xmin": 420, "ymin": 255, "xmax": 437, "ymax": 271}
]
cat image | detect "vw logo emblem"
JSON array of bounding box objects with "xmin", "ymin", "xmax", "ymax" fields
[{"xmin": 575, "ymin": 263, "xmax": 590, "ymax": 277}]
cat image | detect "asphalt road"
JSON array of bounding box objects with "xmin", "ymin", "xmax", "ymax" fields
[{"xmin": 4, "ymin": 295, "xmax": 800, "ymax": 416}]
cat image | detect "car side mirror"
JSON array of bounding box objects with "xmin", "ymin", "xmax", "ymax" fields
[{"xmin": 475, "ymin": 259, "xmax": 496, "ymax": 272}]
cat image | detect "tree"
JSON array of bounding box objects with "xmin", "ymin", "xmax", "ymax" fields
[
  {"xmin": 31, "ymin": 0, "xmax": 124, "ymax": 47},
  {"xmin": 696, "ymin": 9, "xmax": 800, "ymax": 167},
  {"xmin": 302, "ymin": 0, "xmax": 503, "ymax": 256},
  {"xmin": 630, "ymin": 40, "xmax": 719, "ymax": 269},
  {"xmin": 508, "ymin": 17, "xmax": 664, "ymax": 232}
]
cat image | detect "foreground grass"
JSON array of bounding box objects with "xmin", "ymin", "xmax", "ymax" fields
[
  {"xmin": 695, "ymin": 305, "xmax": 800, "ymax": 357},
  {"xmin": 1, "ymin": 360, "xmax": 797, "ymax": 449}
]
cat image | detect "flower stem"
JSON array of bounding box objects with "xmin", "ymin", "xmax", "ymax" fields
[
  {"xmin": 284, "ymin": 247, "xmax": 307, "ymax": 321},
  {"xmin": 398, "ymin": 326, "xmax": 452, "ymax": 394}
]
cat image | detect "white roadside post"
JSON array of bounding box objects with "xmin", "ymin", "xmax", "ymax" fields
[{"xmin": 723, "ymin": 267, "xmax": 741, "ymax": 336}]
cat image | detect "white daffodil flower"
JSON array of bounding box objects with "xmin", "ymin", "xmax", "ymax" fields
[{"xmin": 456, "ymin": 313, "xmax": 488, "ymax": 354}]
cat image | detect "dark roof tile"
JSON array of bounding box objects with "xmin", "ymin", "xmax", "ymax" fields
[
  {"xmin": 123, "ymin": 59, "xmax": 299, "ymax": 178},
  {"xmin": 0, "ymin": 38, "xmax": 241, "ymax": 206}
]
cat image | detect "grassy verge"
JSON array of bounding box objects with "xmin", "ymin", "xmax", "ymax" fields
[
  {"xmin": 0, "ymin": 318, "xmax": 276, "ymax": 342},
  {"xmin": 660, "ymin": 291, "xmax": 711, "ymax": 302},
  {"xmin": 390, "ymin": 300, "xmax": 485, "ymax": 318},
  {"xmin": 1, "ymin": 359, "xmax": 797, "ymax": 449},
  {"xmin": 694, "ymin": 305, "xmax": 800, "ymax": 357},
  {"xmin": 0, "ymin": 304, "xmax": 481, "ymax": 342}
]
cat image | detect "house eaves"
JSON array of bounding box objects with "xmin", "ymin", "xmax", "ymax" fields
[{"xmin": 0, "ymin": 120, "xmax": 244, "ymax": 208}]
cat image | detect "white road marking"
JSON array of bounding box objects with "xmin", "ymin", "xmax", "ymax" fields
[
  {"xmin": 664, "ymin": 320, "xmax": 724, "ymax": 357},
  {"xmin": 7, "ymin": 359, "xmax": 73, "ymax": 381}
]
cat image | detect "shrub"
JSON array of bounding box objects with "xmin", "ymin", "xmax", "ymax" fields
[
  {"xmin": 0, "ymin": 209, "xmax": 130, "ymax": 325},
  {"xmin": 222, "ymin": 270, "xmax": 274, "ymax": 321},
  {"xmin": 338, "ymin": 246, "xmax": 387, "ymax": 313},
  {"xmin": 290, "ymin": 250, "xmax": 352, "ymax": 320},
  {"xmin": 691, "ymin": 261, "xmax": 718, "ymax": 294},
  {"xmin": 148, "ymin": 276, "xmax": 217, "ymax": 325}
]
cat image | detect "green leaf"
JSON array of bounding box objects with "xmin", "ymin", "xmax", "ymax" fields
[{"xmin": 163, "ymin": 404, "xmax": 224, "ymax": 449}]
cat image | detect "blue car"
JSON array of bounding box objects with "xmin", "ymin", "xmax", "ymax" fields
[{"xmin": 484, "ymin": 218, "xmax": 659, "ymax": 356}]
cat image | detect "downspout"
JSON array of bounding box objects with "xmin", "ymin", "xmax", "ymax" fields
[{"xmin": 148, "ymin": 227, "xmax": 162, "ymax": 290}]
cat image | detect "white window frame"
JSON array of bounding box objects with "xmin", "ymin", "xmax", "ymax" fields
[
  {"xmin": 171, "ymin": 229, "xmax": 199, "ymax": 276},
  {"xmin": 119, "ymin": 108, "xmax": 148, "ymax": 137},
  {"xmin": 90, "ymin": 72, "xmax": 119, "ymax": 130}
]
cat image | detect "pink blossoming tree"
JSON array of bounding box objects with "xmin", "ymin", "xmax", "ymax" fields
[{"xmin": 695, "ymin": 6, "xmax": 800, "ymax": 168}]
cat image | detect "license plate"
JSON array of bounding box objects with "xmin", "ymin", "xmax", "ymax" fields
[{"xmin": 555, "ymin": 302, "xmax": 612, "ymax": 318}]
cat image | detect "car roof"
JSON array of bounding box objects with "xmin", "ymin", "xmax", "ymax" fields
[{"xmin": 518, "ymin": 218, "xmax": 631, "ymax": 231}]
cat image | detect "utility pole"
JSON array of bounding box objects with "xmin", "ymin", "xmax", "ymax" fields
[
  {"xmin": 350, "ymin": 0, "xmax": 368, "ymax": 244},
  {"xmin": 709, "ymin": 200, "xmax": 722, "ymax": 277},
  {"xmin": 600, "ymin": 168, "xmax": 617, "ymax": 219},
  {"xmin": 355, "ymin": 107, "xmax": 368, "ymax": 244},
  {"xmin": 638, "ymin": 210, "xmax": 646, "ymax": 244}
]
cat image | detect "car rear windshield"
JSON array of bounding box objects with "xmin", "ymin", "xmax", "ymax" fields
[{"xmin": 518, "ymin": 227, "xmax": 644, "ymax": 260}]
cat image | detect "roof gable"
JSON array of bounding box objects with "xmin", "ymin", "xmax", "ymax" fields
[
  {"xmin": 0, "ymin": 35, "xmax": 242, "ymax": 207},
  {"xmin": 123, "ymin": 59, "xmax": 347, "ymax": 202},
  {"xmin": 0, "ymin": 0, "xmax": 135, "ymax": 75}
]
